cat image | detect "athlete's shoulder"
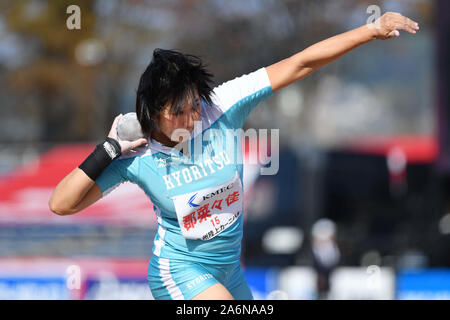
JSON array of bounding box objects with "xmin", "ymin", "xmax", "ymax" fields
[{"xmin": 210, "ymin": 67, "xmax": 272, "ymax": 114}]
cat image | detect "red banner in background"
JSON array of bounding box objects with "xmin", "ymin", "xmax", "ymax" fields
[
  {"xmin": 0, "ymin": 142, "xmax": 262, "ymax": 226},
  {"xmin": 0, "ymin": 144, "xmax": 156, "ymax": 226},
  {"xmin": 344, "ymin": 135, "xmax": 438, "ymax": 163}
]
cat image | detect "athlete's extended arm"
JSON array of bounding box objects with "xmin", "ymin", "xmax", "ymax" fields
[
  {"xmin": 266, "ymin": 12, "xmax": 419, "ymax": 92},
  {"xmin": 49, "ymin": 114, "xmax": 147, "ymax": 216}
]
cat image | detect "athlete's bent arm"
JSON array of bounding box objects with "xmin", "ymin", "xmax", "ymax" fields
[
  {"xmin": 49, "ymin": 168, "xmax": 102, "ymax": 216},
  {"xmin": 49, "ymin": 114, "xmax": 147, "ymax": 216},
  {"xmin": 266, "ymin": 12, "xmax": 419, "ymax": 92}
]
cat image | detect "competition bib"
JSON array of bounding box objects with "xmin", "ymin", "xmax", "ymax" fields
[{"xmin": 171, "ymin": 172, "xmax": 243, "ymax": 240}]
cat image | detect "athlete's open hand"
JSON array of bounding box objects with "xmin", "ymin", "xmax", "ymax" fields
[
  {"xmin": 108, "ymin": 114, "xmax": 148, "ymax": 153},
  {"xmin": 370, "ymin": 12, "xmax": 419, "ymax": 40}
]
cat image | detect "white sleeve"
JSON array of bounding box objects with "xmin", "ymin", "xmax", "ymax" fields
[{"xmin": 210, "ymin": 67, "xmax": 273, "ymax": 129}]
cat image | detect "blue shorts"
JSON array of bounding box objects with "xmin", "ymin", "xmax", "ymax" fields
[{"xmin": 148, "ymin": 256, "xmax": 254, "ymax": 300}]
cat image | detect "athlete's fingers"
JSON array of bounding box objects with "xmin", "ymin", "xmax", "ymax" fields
[
  {"xmin": 117, "ymin": 138, "xmax": 147, "ymax": 154},
  {"xmin": 387, "ymin": 30, "xmax": 400, "ymax": 38},
  {"xmin": 376, "ymin": 12, "xmax": 419, "ymax": 40},
  {"xmin": 407, "ymin": 17, "xmax": 420, "ymax": 30},
  {"xmin": 396, "ymin": 17, "xmax": 417, "ymax": 34},
  {"xmin": 393, "ymin": 15, "xmax": 419, "ymax": 34},
  {"xmin": 130, "ymin": 138, "xmax": 148, "ymax": 150},
  {"xmin": 392, "ymin": 12, "xmax": 419, "ymax": 28},
  {"xmin": 404, "ymin": 16, "xmax": 419, "ymax": 29},
  {"xmin": 108, "ymin": 114, "xmax": 123, "ymax": 139},
  {"xmin": 111, "ymin": 114, "xmax": 123, "ymax": 130}
]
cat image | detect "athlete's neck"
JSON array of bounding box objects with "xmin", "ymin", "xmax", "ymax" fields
[{"xmin": 150, "ymin": 129, "xmax": 177, "ymax": 148}]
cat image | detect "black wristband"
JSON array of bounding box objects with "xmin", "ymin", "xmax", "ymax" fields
[{"xmin": 79, "ymin": 137, "xmax": 122, "ymax": 181}]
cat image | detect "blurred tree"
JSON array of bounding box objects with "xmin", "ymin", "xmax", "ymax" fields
[
  {"xmin": 6, "ymin": 0, "xmax": 100, "ymax": 142},
  {"xmin": 1, "ymin": 0, "xmax": 434, "ymax": 145}
]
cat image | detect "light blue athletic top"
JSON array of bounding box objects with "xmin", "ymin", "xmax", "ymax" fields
[{"xmin": 95, "ymin": 67, "xmax": 273, "ymax": 265}]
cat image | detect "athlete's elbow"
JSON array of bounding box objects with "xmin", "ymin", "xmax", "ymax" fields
[
  {"xmin": 49, "ymin": 203, "xmax": 68, "ymax": 216},
  {"xmin": 48, "ymin": 198, "xmax": 73, "ymax": 216}
]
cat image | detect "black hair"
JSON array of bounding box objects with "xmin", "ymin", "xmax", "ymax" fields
[{"xmin": 135, "ymin": 48, "xmax": 215, "ymax": 136}]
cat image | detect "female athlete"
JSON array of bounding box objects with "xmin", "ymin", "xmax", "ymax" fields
[{"xmin": 49, "ymin": 12, "xmax": 418, "ymax": 300}]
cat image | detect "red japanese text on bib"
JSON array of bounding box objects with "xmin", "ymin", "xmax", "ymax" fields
[{"xmin": 171, "ymin": 172, "xmax": 243, "ymax": 240}]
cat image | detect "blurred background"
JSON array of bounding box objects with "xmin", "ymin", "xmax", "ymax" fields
[{"xmin": 0, "ymin": 0, "xmax": 449, "ymax": 299}]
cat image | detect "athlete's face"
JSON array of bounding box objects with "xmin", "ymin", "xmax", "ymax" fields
[{"xmin": 152, "ymin": 91, "xmax": 202, "ymax": 146}]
